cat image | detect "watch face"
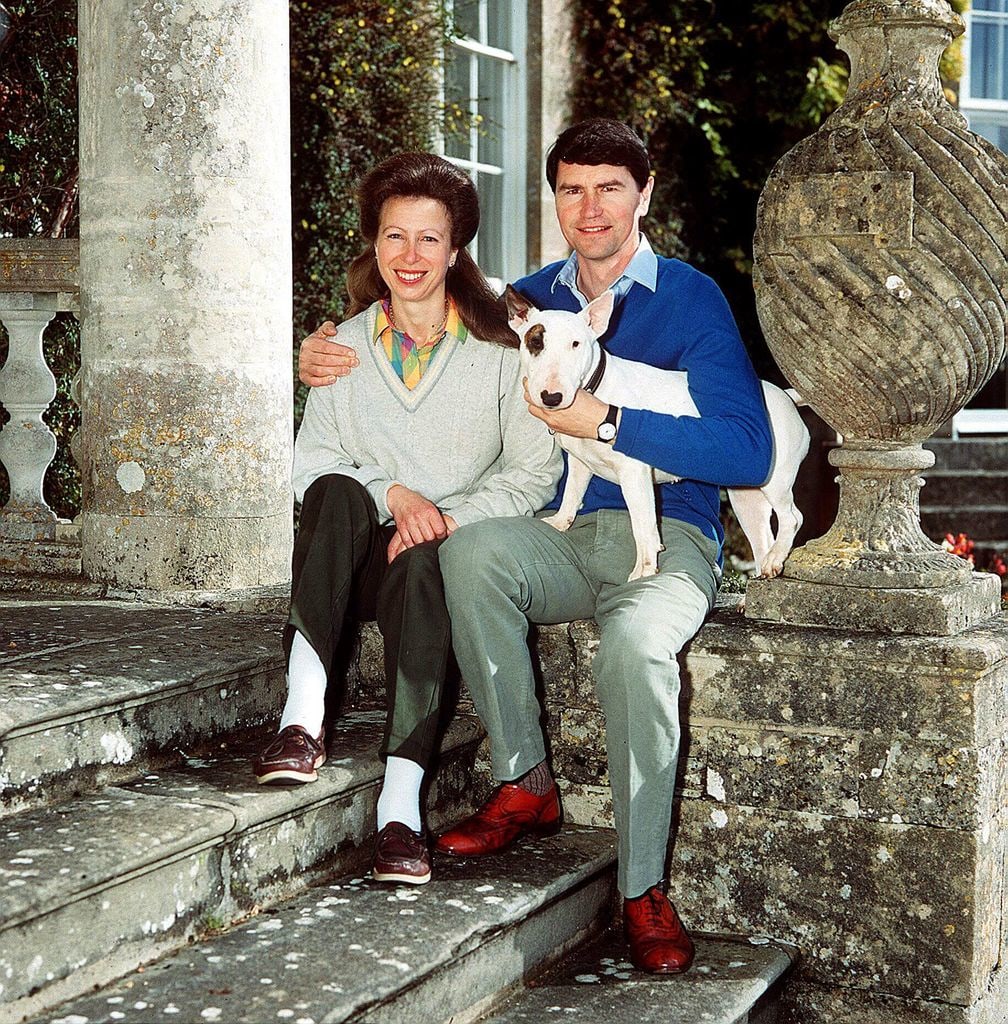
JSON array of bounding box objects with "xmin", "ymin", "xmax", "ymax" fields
[{"xmin": 598, "ymin": 422, "xmax": 617, "ymax": 442}]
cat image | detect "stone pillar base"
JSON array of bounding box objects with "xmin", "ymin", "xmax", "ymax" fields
[
  {"xmin": 744, "ymin": 572, "xmax": 1001, "ymax": 636},
  {"xmin": 669, "ymin": 609, "xmax": 1008, "ymax": 1024},
  {"xmin": 777, "ymin": 969, "xmax": 1008, "ymax": 1024},
  {"xmin": 81, "ymin": 512, "xmax": 292, "ymax": 597}
]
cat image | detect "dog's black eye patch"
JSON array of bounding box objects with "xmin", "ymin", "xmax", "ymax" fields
[
  {"xmin": 572, "ymin": 341, "xmax": 579, "ymax": 348},
  {"xmin": 525, "ymin": 324, "xmax": 545, "ymax": 356}
]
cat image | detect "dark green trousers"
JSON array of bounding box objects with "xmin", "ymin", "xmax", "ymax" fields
[{"xmin": 286, "ymin": 474, "xmax": 451, "ymax": 769}]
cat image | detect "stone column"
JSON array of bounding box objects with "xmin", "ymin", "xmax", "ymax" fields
[{"xmin": 77, "ymin": 0, "xmax": 293, "ymax": 598}]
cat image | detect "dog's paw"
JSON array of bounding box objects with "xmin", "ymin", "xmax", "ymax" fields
[
  {"xmin": 758, "ymin": 550, "xmax": 788, "ymax": 578},
  {"xmin": 541, "ymin": 513, "xmax": 573, "ymax": 532},
  {"xmin": 628, "ymin": 559, "xmax": 659, "ymax": 582}
]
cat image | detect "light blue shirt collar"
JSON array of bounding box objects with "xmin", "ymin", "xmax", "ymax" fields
[{"xmin": 550, "ymin": 233, "xmax": 657, "ymax": 309}]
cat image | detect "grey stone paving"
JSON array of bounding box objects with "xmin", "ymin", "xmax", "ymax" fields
[
  {"xmin": 0, "ymin": 592, "xmax": 796, "ymax": 1023},
  {"xmin": 483, "ymin": 929, "xmax": 794, "ymax": 1024},
  {"xmin": 42, "ymin": 828, "xmax": 618, "ymax": 1024},
  {"xmin": 0, "ymin": 713, "xmax": 483, "ymax": 1014},
  {"xmin": 0, "ymin": 594, "xmax": 285, "ymax": 812}
]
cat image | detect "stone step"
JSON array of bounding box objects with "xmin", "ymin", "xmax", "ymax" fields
[
  {"xmin": 0, "ymin": 539, "xmax": 82, "ymax": 579},
  {"xmin": 39, "ymin": 827, "xmax": 618, "ymax": 1024},
  {"xmin": 925, "ymin": 438, "xmax": 1008, "ymax": 472},
  {"xmin": 921, "ymin": 507, "xmax": 1008, "ymax": 544},
  {"xmin": 482, "ymin": 928, "xmax": 795, "ymax": 1024},
  {"xmin": 0, "ymin": 712, "xmax": 483, "ymax": 1022},
  {"xmin": 920, "ymin": 469, "xmax": 1008, "ymax": 507},
  {"xmin": 0, "ymin": 595, "xmax": 287, "ymax": 814}
]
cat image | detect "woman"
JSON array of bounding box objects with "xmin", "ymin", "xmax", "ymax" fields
[{"xmin": 253, "ymin": 152, "xmax": 560, "ymax": 886}]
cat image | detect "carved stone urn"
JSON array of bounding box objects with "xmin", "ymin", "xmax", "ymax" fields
[{"xmin": 746, "ymin": 0, "xmax": 1008, "ymax": 635}]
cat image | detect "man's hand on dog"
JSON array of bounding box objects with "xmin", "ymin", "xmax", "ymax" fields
[
  {"xmin": 386, "ymin": 484, "xmax": 458, "ymax": 563},
  {"xmin": 299, "ymin": 321, "xmax": 359, "ymax": 387},
  {"xmin": 522, "ymin": 379, "xmax": 610, "ymax": 439}
]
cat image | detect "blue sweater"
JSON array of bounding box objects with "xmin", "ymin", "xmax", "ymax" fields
[{"xmin": 515, "ymin": 256, "xmax": 773, "ymax": 555}]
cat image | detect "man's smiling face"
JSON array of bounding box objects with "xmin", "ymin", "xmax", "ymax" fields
[{"xmin": 553, "ymin": 161, "xmax": 653, "ymax": 268}]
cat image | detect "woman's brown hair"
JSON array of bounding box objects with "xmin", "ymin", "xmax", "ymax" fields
[{"xmin": 344, "ymin": 152, "xmax": 514, "ymax": 347}]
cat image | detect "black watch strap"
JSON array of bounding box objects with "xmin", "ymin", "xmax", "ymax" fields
[{"xmin": 597, "ymin": 404, "xmax": 619, "ymax": 443}]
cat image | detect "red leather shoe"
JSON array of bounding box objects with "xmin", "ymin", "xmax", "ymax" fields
[
  {"xmin": 434, "ymin": 783, "xmax": 561, "ymax": 856},
  {"xmin": 624, "ymin": 886, "xmax": 696, "ymax": 974}
]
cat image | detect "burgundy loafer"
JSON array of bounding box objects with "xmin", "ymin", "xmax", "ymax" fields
[
  {"xmin": 253, "ymin": 724, "xmax": 326, "ymax": 784},
  {"xmin": 624, "ymin": 885, "xmax": 695, "ymax": 974},
  {"xmin": 372, "ymin": 821, "xmax": 432, "ymax": 885},
  {"xmin": 434, "ymin": 783, "xmax": 561, "ymax": 857}
]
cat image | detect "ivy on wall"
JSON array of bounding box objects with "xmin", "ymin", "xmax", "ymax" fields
[
  {"xmin": 568, "ymin": 0, "xmax": 970, "ymax": 378},
  {"xmin": 0, "ymin": 1, "xmax": 78, "ymax": 237},
  {"xmin": 289, "ymin": 0, "xmax": 449, "ymax": 423}
]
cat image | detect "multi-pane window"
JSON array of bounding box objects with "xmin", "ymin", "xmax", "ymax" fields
[
  {"xmin": 958, "ymin": 0, "xmax": 1008, "ymax": 418},
  {"xmin": 441, "ymin": 0, "xmax": 527, "ymax": 290},
  {"xmin": 961, "ymin": 0, "xmax": 1008, "ymax": 152}
]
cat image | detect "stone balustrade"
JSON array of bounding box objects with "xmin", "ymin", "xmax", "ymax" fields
[{"xmin": 0, "ymin": 239, "xmax": 81, "ymax": 573}]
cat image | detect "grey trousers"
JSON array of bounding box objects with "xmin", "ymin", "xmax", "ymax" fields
[{"xmin": 438, "ymin": 509, "xmax": 719, "ymax": 898}]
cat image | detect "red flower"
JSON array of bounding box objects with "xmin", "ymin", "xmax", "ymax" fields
[{"xmin": 943, "ymin": 532, "xmax": 975, "ymax": 565}]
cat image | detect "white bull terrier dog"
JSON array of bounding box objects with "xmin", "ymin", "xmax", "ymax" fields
[{"xmin": 506, "ymin": 285, "xmax": 810, "ymax": 583}]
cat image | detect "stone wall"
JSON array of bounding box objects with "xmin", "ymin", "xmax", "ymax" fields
[{"xmin": 670, "ymin": 606, "xmax": 1008, "ymax": 1022}]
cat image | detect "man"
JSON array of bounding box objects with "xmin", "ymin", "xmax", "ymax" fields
[{"xmin": 299, "ymin": 119, "xmax": 772, "ymax": 974}]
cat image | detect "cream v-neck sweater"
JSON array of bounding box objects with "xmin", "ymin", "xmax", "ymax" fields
[{"xmin": 292, "ymin": 303, "xmax": 561, "ymax": 526}]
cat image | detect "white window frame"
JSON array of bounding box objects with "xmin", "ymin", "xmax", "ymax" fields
[
  {"xmin": 960, "ymin": 2, "xmax": 1008, "ymax": 149},
  {"xmin": 958, "ymin": 2, "xmax": 1008, "ymax": 421},
  {"xmin": 437, "ymin": 0, "xmax": 528, "ymax": 292}
]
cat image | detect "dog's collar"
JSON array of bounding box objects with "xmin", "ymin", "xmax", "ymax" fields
[{"xmin": 583, "ymin": 346, "xmax": 607, "ymax": 394}]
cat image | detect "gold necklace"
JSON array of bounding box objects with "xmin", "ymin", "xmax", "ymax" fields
[{"xmin": 388, "ymin": 296, "xmax": 450, "ymax": 339}]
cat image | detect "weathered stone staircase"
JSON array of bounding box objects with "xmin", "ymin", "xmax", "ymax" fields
[
  {"xmin": 0, "ymin": 592, "xmax": 793, "ymax": 1024},
  {"xmin": 922, "ymin": 438, "xmax": 1008, "ymax": 555}
]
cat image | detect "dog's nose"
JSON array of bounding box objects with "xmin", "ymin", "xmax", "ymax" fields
[{"xmin": 541, "ymin": 390, "xmax": 563, "ymax": 408}]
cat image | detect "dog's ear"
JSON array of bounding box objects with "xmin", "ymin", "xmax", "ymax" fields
[
  {"xmin": 504, "ymin": 285, "xmax": 536, "ymax": 325},
  {"xmin": 582, "ymin": 290, "xmax": 615, "ymax": 338}
]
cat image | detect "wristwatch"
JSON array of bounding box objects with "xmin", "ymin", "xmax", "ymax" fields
[{"xmin": 597, "ymin": 404, "xmax": 619, "ymax": 443}]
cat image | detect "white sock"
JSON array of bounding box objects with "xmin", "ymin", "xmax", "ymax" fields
[
  {"xmin": 278, "ymin": 630, "xmax": 327, "ymax": 736},
  {"xmin": 376, "ymin": 756, "xmax": 425, "ymax": 833}
]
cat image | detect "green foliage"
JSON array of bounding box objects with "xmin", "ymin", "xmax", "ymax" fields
[
  {"xmin": 569, "ymin": 1, "xmax": 849, "ymax": 375},
  {"xmin": 0, "ymin": 0, "xmax": 80, "ymax": 518},
  {"xmin": 799, "ymin": 56, "xmax": 849, "ymax": 124},
  {"xmin": 40, "ymin": 314, "xmax": 81, "ymax": 519},
  {"xmin": 0, "ymin": 0, "xmax": 78, "ymax": 237},
  {"xmin": 289, "ymin": 0, "xmax": 448, "ymax": 424},
  {"xmin": 941, "ymin": 0, "xmax": 970, "ymax": 94}
]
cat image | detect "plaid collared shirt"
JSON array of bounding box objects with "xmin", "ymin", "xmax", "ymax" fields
[{"xmin": 373, "ymin": 297, "xmax": 468, "ymax": 390}]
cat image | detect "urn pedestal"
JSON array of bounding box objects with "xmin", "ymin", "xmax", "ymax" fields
[{"xmin": 745, "ymin": 0, "xmax": 1007, "ymax": 637}]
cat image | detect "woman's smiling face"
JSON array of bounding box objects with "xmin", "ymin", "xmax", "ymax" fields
[{"xmin": 375, "ymin": 196, "xmax": 458, "ymax": 309}]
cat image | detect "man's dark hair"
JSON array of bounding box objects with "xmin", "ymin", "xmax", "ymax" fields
[{"xmin": 545, "ymin": 118, "xmax": 652, "ymax": 193}]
